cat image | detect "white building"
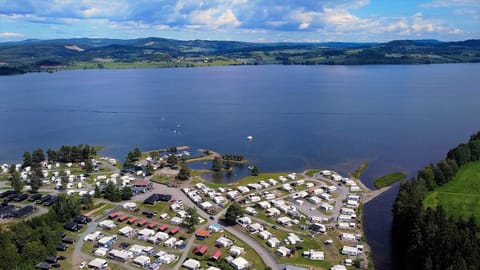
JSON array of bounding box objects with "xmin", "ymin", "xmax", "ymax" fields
[
  {"xmin": 133, "ymin": 255, "xmax": 150, "ymax": 268},
  {"xmin": 258, "ymin": 230, "xmax": 272, "ymax": 240},
  {"xmin": 303, "ymin": 250, "xmax": 324, "ymax": 260},
  {"xmin": 229, "ymin": 246, "xmax": 245, "ymax": 257},
  {"xmin": 276, "ymin": 246, "xmax": 291, "ymax": 257},
  {"xmin": 266, "ymin": 237, "xmax": 281, "ymax": 248},
  {"xmin": 182, "ymin": 258, "xmax": 201, "ymax": 270},
  {"xmin": 230, "ymin": 256, "xmax": 249, "ymax": 270},
  {"xmin": 88, "ymin": 258, "xmax": 108, "ymax": 270},
  {"xmin": 118, "ymin": 226, "xmax": 133, "ymax": 237},
  {"xmin": 341, "ymin": 246, "xmax": 358, "ymax": 256}
]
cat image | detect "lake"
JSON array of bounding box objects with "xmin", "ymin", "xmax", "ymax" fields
[{"xmin": 2, "ymin": 64, "xmax": 480, "ymax": 269}]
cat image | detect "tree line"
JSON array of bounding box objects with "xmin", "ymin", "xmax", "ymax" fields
[{"xmin": 392, "ymin": 131, "xmax": 480, "ymax": 270}]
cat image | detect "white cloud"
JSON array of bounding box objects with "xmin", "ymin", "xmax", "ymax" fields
[
  {"xmin": 189, "ymin": 8, "xmax": 240, "ymax": 28},
  {"xmin": 422, "ymin": 0, "xmax": 480, "ymax": 8},
  {"xmin": 0, "ymin": 32, "xmax": 24, "ymax": 38},
  {"xmin": 299, "ymin": 22, "xmax": 309, "ymax": 30}
]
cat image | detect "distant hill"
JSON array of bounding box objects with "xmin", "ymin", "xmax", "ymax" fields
[{"xmin": 0, "ymin": 37, "xmax": 479, "ymax": 74}]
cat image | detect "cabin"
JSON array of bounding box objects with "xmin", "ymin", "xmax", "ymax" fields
[
  {"xmin": 210, "ymin": 250, "xmax": 222, "ymax": 261},
  {"xmin": 35, "ymin": 262, "xmax": 51, "ymax": 269},
  {"xmin": 13, "ymin": 205, "xmax": 34, "ymax": 218},
  {"xmin": 118, "ymin": 214, "xmax": 129, "ymax": 222},
  {"xmin": 108, "ymin": 211, "xmax": 119, "ymax": 219},
  {"xmin": 74, "ymin": 214, "xmax": 91, "ymax": 224},
  {"xmin": 137, "ymin": 218, "xmax": 148, "ymax": 227},
  {"xmin": 169, "ymin": 226, "xmax": 180, "ymax": 235},
  {"xmin": 127, "ymin": 217, "xmax": 138, "ymax": 224},
  {"xmin": 148, "ymin": 221, "xmax": 158, "ymax": 229},
  {"xmin": 64, "ymin": 221, "xmax": 80, "ymax": 232},
  {"xmin": 195, "ymin": 229, "xmax": 210, "ymax": 240},
  {"xmin": 158, "ymin": 223, "xmax": 169, "ymax": 232},
  {"xmin": 193, "ymin": 245, "xmax": 208, "ymax": 256},
  {"xmin": 230, "ymin": 257, "xmax": 250, "ymax": 270},
  {"xmin": 132, "ymin": 180, "xmax": 152, "ymax": 193},
  {"xmin": 55, "ymin": 244, "xmax": 67, "ymax": 251}
]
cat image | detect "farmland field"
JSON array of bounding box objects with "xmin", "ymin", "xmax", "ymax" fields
[{"xmin": 424, "ymin": 161, "xmax": 480, "ymax": 223}]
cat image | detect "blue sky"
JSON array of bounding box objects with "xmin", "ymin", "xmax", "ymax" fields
[{"xmin": 0, "ymin": 0, "xmax": 479, "ymax": 42}]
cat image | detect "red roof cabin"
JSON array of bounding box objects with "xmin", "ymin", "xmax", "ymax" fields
[
  {"xmin": 169, "ymin": 226, "xmax": 180, "ymax": 235},
  {"xmin": 108, "ymin": 211, "xmax": 119, "ymax": 219},
  {"xmin": 158, "ymin": 224, "xmax": 169, "ymax": 232},
  {"xmin": 148, "ymin": 221, "xmax": 158, "ymax": 229},
  {"xmin": 127, "ymin": 217, "xmax": 138, "ymax": 224},
  {"xmin": 193, "ymin": 245, "xmax": 208, "ymax": 256},
  {"xmin": 137, "ymin": 218, "xmax": 148, "ymax": 226},
  {"xmin": 210, "ymin": 250, "xmax": 222, "ymax": 261},
  {"xmin": 195, "ymin": 229, "xmax": 210, "ymax": 240},
  {"xmin": 118, "ymin": 214, "xmax": 129, "ymax": 222}
]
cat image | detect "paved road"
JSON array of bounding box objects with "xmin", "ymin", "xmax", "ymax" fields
[{"xmin": 71, "ymin": 205, "xmax": 139, "ymax": 270}]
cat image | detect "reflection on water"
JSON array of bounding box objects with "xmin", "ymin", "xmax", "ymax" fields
[{"xmin": 188, "ymin": 160, "xmax": 250, "ymax": 183}]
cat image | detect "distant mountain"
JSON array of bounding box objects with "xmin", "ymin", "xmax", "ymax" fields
[{"xmin": 0, "ymin": 37, "xmax": 479, "ymax": 74}]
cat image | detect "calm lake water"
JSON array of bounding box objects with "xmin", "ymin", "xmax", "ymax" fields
[{"xmin": 2, "ymin": 64, "xmax": 480, "ymax": 269}]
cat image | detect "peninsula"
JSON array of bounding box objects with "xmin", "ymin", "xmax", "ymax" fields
[{"xmin": 0, "ymin": 145, "xmax": 387, "ymax": 270}]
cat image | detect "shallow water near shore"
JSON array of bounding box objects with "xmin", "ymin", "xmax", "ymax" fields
[{"xmin": 2, "ymin": 64, "xmax": 480, "ymax": 269}]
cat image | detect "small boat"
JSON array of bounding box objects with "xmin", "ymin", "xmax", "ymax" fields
[
  {"xmin": 246, "ymin": 135, "xmax": 253, "ymax": 140},
  {"xmin": 247, "ymin": 165, "xmax": 255, "ymax": 170}
]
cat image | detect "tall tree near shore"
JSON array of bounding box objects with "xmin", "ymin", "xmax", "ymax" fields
[
  {"xmin": 10, "ymin": 171, "xmax": 24, "ymax": 193},
  {"xmin": 212, "ymin": 156, "xmax": 222, "ymax": 172},
  {"xmin": 177, "ymin": 164, "xmax": 190, "ymax": 180},
  {"xmin": 22, "ymin": 151, "xmax": 32, "ymax": 168},
  {"xmin": 225, "ymin": 202, "xmax": 243, "ymax": 225},
  {"xmin": 184, "ymin": 207, "xmax": 199, "ymax": 233},
  {"xmin": 250, "ymin": 165, "xmax": 259, "ymax": 176}
]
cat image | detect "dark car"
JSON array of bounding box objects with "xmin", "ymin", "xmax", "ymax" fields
[
  {"xmin": 295, "ymin": 246, "xmax": 304, "ymax": 250},
  {"xmin": 271, "ymin": 225, "xmax": 278, "ymax": 229},
  {"xmin": 57, "ymin": 256, "xmax": 66, "ymax": 260},
  {"xmin": 209, "ymin": 216, "xmax": 214, "ymax": 220},
  {"xmin": 119, "ymin": 242, "xmax": 130, "ymax": 249},
  {"xmin": 50, "ymin": 263, "xmax": 60, "ymax": 268}
]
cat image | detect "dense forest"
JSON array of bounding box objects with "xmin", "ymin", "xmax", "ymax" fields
[
  {"xmin": 0, "ymin": 194, "xmax": 80, "ymax": 270},
  {"xmin": 392, "ymin": 131, "xmax": 480, "ymax": 270}
]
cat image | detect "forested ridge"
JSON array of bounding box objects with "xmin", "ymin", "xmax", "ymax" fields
[{"xmin": 392, "ymin": 131, "xmax": 480, "ymax": 270}]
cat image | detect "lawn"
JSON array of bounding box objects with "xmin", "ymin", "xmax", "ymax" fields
[
  {"xmin": 305, "ymin": 169, "xmax": 321, "ymax": 177},
  {"xmin": 373, "ymin": 172, "xmax": 407, "ymax": 189},
  {"xmin": 350, "ymin": 162, "xmax": 368, "ymax": 179},
  {"xmin": 188, "ymin": 229, "xmax": 266, "ymax": 270},
  {"xmin": 423, "ymin": 161, "xmax": 480, "ymax": 223}
]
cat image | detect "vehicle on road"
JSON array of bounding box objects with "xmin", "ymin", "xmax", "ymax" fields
[{"xmin": 79, "ymin": 261, "xmax": 87, "ymax": 268}]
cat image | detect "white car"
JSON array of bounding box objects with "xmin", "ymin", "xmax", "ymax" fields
[{"xmin": 79, "ymin": 261, "xmax": 87, "ymax": 269}]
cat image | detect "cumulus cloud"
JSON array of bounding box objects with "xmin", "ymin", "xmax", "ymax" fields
[
  {"xmin": 422, "ymin": 0, "xmax": 480, "ymax": 8},
  {"xmin": 0, "ymin": 32, "xmax": 24, "ymax": 38},
  {"xmin": 0, "ymin": 0, "xmax": 472, "ymax": 41}
]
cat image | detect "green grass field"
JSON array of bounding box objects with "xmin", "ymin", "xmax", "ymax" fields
[
  {"xmin": 373, "ymin": 172, "xmax": 407, "ymax": 189},
  {"xmin": 424, "ymin": 161, "xmax": 480, "ymax": 223}
]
